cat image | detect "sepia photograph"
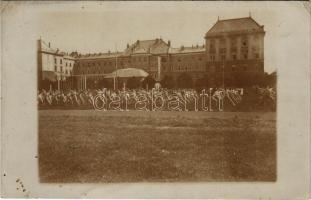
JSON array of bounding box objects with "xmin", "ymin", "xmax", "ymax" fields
[
  {"xmin": 37, "ymin": 7, "xmax": 276, "ymax": 183},
  {"xmin": 1, "ymin": 1, "xmax": 310, "ymax": 199}
]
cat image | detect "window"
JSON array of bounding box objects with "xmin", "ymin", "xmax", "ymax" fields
[
  {"xmin": 244, "ymin": 54, "xmax": 248, "ymax": 59},
  {"xmin": 221, "ymin": 55, "xmax": 226, "ymax": 60},
  {"xmin": 242, "ymin": 36, "xmax": 248, "ymax": 46},
  {"xmin": 54, "ymin": 66, "xmax": 57, "ymax": 71},
  {"xmin": 65, "ymin": 63, "xmax": 67, "ymax": 67},
  {"xmin": 60, "ymin": 66, "xmax": 63, "ymax": 72},
  {"xmin": 54, "ymin": 58, "xmax": 57, "ymax": 64},
  {"xmin": 232, "ymin": 55, "xmax": 237, "ymax": 60},
  {"xmin": 60, "ymin": 59, "xmax": 62, "ymax": 64}
]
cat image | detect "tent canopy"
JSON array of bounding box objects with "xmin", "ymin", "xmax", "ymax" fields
[{"xmin": 104, "ymin": 68, "xmax": 149, "ymax": 78}]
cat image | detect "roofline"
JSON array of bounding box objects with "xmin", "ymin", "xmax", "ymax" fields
[
  {"xmin": 218, "ymin": 16, "xmax": 252, "ymax": 22},
  {"xmin": 169, "ymin": 50, "xmax": 205, "ymax": 55},
  {"xmin": 39, "ymin": 50, "xmax": 67, "ymax": 57},
  {"xmin": 205, "ymin": 29, "xmax": 265, "ymax": 38},
  {"xmin": 206, "ymin": 17, "xmax": 254, "ymax": 33},
  {"xmin": 205, "ymin": 16, "xmax": 264, "ymax": 37}
]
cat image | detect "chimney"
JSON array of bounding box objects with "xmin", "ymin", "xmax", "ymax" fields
[
  {"xmin": 168, "ymin": 40, "xmax": 171, "ymax": 47},
  {"xmin": 37, "ymin": 39, "xmax": 42, "ymax": 50}
]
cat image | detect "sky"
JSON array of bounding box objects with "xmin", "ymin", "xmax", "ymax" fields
[{"xmin": 35, "ymin": 1, "xmax": 306, "ymax": 73}]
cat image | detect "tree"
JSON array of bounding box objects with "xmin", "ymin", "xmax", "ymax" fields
[
  {"xmin": 126, "ymin": 77, "xmax": 141, "ymax": 89},
  {"xmin": 177, "ymin": 73, "xmax": 193, "ymax": 88},
  {"xmin": 142, "ymin": 75, "xmax": 156, "ymax": 89}
]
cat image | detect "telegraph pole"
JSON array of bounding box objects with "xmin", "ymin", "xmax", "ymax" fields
[
  {"xmin": 113, "ymin": 44, "xmax": 118, "ymax": 90},
  {"xmin": 222, "ymin": 60, "xmax": 225, "ymax": 89},
  {"xmin": 222, "ymin": 58, "xmax": 225, "ymax": 111}
]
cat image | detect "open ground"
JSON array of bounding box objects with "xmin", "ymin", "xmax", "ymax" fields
[{"xmin": 39, "ymin": 110, "xmax": 276, "ymax": 182}]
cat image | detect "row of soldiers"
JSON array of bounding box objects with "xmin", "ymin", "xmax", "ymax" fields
[{"xmin": 37, "ymin": 87, "xmax": 246, "ymax": 109}]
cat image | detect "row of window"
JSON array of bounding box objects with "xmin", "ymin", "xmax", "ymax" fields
[
  {"xmin": 54, "ymin": 66, "xmax": 72, "ymax": 75},
  {"xmin": 77, "ymin": 64, "xmax": 262, "ymax": 75},
  {"xmin": 209, "ymin": 45, "xmax": 259, "ymax": 53},
  {"xmin": 209, "ymin": 35, "xmax": 260, "ymax": 46},
  {"xmin": 210, "ymin": 53, "xmax": 260, "ymax": 61},
  {"xmin": 77, "ymin": 56, "xmax": 204, "ymax": 68},
  {"xmin": 213, "ymin": 65, "xmax": 262, "ymax": 72},
  {"xmin": 54, "ymin": 58, "xmax": 73, "ymax": 67}
]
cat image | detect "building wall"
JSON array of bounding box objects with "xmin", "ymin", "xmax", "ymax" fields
[
  {"xmin": 206, "ymin": 33, "xmax": 264, "ymax": 73},
  {"xmin": 71, "ymin": 27, "xmax": 265, "ymax": 88},
  {"xmin": 74, "ymin": 52, "xmax": 208, "ymax": 84},
  {"xmin": 39, "ymin": 52, "xmax": 75, "ymax": 79}
]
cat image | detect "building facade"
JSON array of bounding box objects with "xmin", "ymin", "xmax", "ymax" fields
[
  {"xmin": 37, "ymin": 39, "xmax": 75, "ymax": 90},
  {"xmin": 38, "ymin": 16, "xmax": 265, "ymax": 90},
  {"xmin": 205, "ymin": 17, "xmax": 265, "ymax": 86}
]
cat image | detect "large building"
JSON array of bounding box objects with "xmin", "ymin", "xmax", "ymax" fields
[
  {"xmin": 38, "ymin": 16, "xmax": 265, "ymax": 90},
  {"xmin": 37, "ymin": 40, "xmax": 75, "ymax": 90},
  {"xmin": 205, "ymin": 16, "xmax": 265, "ymax": 86}
]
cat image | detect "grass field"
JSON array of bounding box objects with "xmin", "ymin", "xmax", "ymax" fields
[{"xmin": 39, "ymin": 110, "xmax": 276, "ymax": 183}]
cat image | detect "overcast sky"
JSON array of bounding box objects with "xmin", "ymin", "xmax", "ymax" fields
[{"xmin": 35, "ymin": 1, "xmax": 306, "ymax": 73}]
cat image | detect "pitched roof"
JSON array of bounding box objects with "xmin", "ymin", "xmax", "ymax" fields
[
  {"xmin": 78, "ymin": 52, "xmax": 123, "ymax": 60},
  {"xmin": 206, "ymin": 17, "xmax": 264, "ymax": 37},
  {"xmin": 39, "ymin": 39, "xmax": 75, "ymax": 59},
  {"xmin": 169, "ymin": 45, "xmax": 205, "ymax": 54},
  {"xmin": 125, "ymin": 38, "xmax": 169, "ymax": 55}
]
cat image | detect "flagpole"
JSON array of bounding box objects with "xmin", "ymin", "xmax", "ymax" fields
[{"xmin": 116, "ymin": 44, "xmax": 118, "ymax": 90}]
